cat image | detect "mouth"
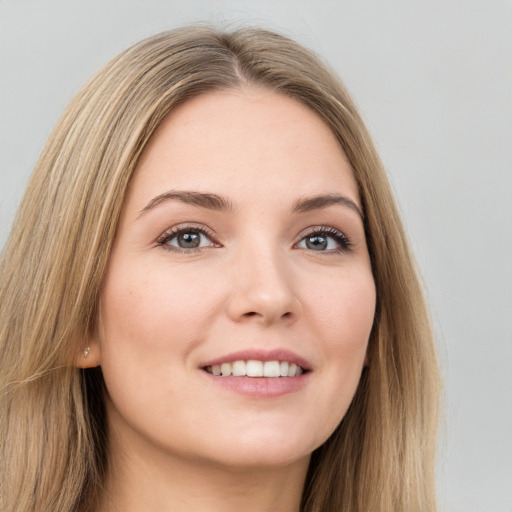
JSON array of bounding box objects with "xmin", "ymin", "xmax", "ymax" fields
[
  {"xmin": 200, "ymin": 349, "xmax": 311, "ymax": 397},
  {"xmin": 204, "ymin": 360, "xmax": 305, "ymax": 378}
]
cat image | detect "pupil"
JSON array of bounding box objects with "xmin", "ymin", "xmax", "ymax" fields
[
  {"xmin": 179, "ymin": 232, "xmax": 200, "ymax": 248},
  {"xmin": 306, "ymin": 235, "xmax": 327, "ymax": 250}
]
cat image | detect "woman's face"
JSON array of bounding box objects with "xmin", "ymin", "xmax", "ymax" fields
[{"xmin": 96, "ymin": 87, "xmax": 376, "ymax": 470}]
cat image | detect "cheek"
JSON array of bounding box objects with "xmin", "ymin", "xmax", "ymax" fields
[
  {"xmin": 292, "ymin": 268, "xmax": 375, "ymax": 450},
  {"xmin": 97, "ymin": 261, "xmax": 224, "ymax": 421},
  {"xmin": 100, "ymin": 262, "xmax": 215, "ymax": 344},
  {"xmin": 97, "ymin": 261, "xmax": 224, "ymax": 393},
  {"xmin": 308, "ymin": 268, "xmax": 375, "ymax": 394},
  {"xmin": 307, "ymin": 268, "xmax": 376, "ymax": 352}
]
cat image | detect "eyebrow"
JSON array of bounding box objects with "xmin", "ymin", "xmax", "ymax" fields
[
  {"xmin": 139, "ymin": 190, "xmax": 234, "ymax": 217},
  {"xmin": 138, "ymin": 190, "xmax": 363, "ymax": 220},
  {"xmin": 292, "ymin": 194, "xmax": 364, "ymax": 220}
]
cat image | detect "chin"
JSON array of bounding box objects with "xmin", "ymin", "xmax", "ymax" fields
[
  {"xmin": 203, "ymin": 447, "xmax": 312, "ymax": 472},
  {"xmin": 190, "ymin": 427, "xmax": 324, "ymax": 471}
]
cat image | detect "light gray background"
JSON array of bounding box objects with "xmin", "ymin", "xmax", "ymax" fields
[{"xmin": 1, "ymin": 1, "xmax": 511, "ymax": 510}]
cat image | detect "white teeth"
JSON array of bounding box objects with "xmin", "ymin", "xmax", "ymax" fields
[
  {"xmin": 246, "ymin": 360, "xmax": 263, "ymax": 377},
  {"xmin": 206, "ymin": 359, "xmax": 305, "ymax": 378},
  {"xmin": 232, "ymin": 360, "xmax": 246, "ymax": 376},
  {"xmin": 220, "ymin": 363, "xmax": 232, "ymax": 376},
  {"xmin": 263, "ymin": 361, "xmax": 281, "ymax": 377}
]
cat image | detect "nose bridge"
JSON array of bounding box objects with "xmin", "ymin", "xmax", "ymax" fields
[{"xmin": 227, "ymin": 234, "xmax": 300, "ymax": 324}]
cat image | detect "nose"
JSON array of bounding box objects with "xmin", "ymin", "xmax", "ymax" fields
[{"xmin": 226, "ymin": 246, "xmax": 301, "ymax": 326}]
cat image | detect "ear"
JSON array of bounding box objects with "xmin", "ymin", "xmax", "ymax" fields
[{"xmin": 76, "ymin": 338, "xmax": 101, "ymax": 368}]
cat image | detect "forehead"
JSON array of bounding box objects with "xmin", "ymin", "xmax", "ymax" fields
[{"xmin": 128, "ymin": 87, "xmax": 359, "ymax": 210}]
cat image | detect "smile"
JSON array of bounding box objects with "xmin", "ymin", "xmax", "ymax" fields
[{"xmin": 205, "ymin": 360, "xmax": 304, "ymax": 377}]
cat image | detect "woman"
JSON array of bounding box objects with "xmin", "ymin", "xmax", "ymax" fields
[{"xmin": 0, "ymin": 26, "xmax": 440, "ymax": 511}]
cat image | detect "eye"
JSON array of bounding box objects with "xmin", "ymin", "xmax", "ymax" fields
[
  {"xmin": 157, "ymin": 226, "xmax": 218, "ymax": 252},
  {"xmin": 296, "ymin": 227, "xmax": 351, "ymax": 252}
]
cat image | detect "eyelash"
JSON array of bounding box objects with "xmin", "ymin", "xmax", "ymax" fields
[
  {"xmin": 156, "ymin": 225, "xmax": 352, "ymax": 254},
  {"xmin": 156, "ymin": 225, "xmax": 218, "ymax": 253},
  {"xmin": 297, "ymin": 226, "xmax": 352, "ymax": 253}
]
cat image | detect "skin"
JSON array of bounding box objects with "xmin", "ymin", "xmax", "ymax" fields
[{"xmin": 85, "ymin": 87, "xmax": 376, "ymax": 512}]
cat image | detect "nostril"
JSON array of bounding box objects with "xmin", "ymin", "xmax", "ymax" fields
[{"xmin": 244, "ymin": 311, "xmax": 292, "ymax": 318}]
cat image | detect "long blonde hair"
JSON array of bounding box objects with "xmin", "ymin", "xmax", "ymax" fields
[{"xmin": 0, "ymin": 26, "xmax": 440, "ymax": 511}]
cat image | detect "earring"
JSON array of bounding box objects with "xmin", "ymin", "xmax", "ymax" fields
[{"xmin": 83, "ymin": 347, "xmax": 90, "ymax": 358}]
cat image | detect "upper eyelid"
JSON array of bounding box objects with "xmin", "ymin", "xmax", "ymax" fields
[
  {"xmin": 296, "ymin": 225, "xmax": 348, "ymax": 239},
  {"xmin": 155, "ymin": 223, "xmax": 350, "ymax": 247},
  {"xmin": 294, "ymin": 226, "xmax": 352, "ymax": 250},
  {"xmin": 159, "ymin": 223, "xmax": 214, "ymax": 236},
  {"xmin": 156, "ymin": 224, "xmax": 218, "ymax": 244}
]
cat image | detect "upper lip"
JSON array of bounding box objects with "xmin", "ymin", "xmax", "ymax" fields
[{"xmin": 201, "ymin": 348, "xmax": 312, "ymax": 371}]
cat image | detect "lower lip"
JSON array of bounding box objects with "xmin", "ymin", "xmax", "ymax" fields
[{"xmin": 202, "ymin": 371, "xmax": 310, "ymax": 398}]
